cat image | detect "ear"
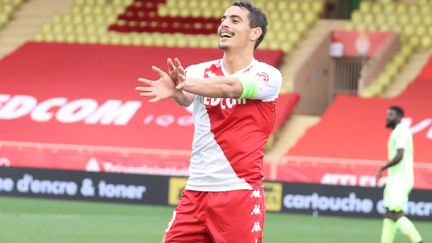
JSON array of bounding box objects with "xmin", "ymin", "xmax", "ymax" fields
[{"xmin": 249, "ymin": 27, "xmax": 262, "ymax": 41}]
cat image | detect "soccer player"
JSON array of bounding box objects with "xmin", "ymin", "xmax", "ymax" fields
[
  {"xmin": 376, "ymin": 106, "xmax": 423, "ymax": 243},
  {"xmin": 135, "ymin": 1, "xmax": 281, "ymax": 242}
]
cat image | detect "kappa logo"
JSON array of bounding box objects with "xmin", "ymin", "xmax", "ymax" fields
[
  {"xmin": 250, "ymin": 204, "xmax": 262, "ymax": 215},
  {"xmin": 251, "ymin": 222, "xmax": 262, "ymax": 232},
  {"xmin": 251, "ymin": 190, "xmax": 261, "ymax": 198}
]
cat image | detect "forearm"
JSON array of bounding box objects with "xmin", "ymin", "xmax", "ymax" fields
[
  {"xmin": 181, "ymin": 76, "xmax": 243, "ymax": 98},
  {"xmin": 380, "ymin": 156, "xmax": 402, "ymax": 171},
  {"xmin": 173, "ymin": 90, "xmax": 195, "ymax": 106}
]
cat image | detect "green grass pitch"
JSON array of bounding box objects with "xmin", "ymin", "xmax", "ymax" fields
[{"xmin": 0, "ymin": 196, "xmax": 430, "ymax": 243}]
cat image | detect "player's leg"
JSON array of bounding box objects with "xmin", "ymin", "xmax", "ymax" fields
[
  {"xmin": 381, "ymin": 215, "xmax": 397, "ymax": 243},
  {"xmin": 163, "ymin": 190, "xmax": 212, "ymax": 243},
  {"xmin": 383, "ymin": 186, "xmax": 422, "ymax": 243},
  {"xmin": 395, "ymin": 216, "xmax": 423, "ymax": 243},
  {"xmin": 205, "ymin": 187, "xmax": 266, "ymax": 243},
  {"xmin": 381, "ymin": 185, "xmax": 400, "ymax": 243}
]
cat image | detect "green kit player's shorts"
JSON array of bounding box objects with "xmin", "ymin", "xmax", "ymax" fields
[{"xmin": 383, "ymin": 184, "xmax": 411, "ymax": 212}]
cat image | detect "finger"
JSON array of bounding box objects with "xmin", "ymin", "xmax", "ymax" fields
[
  {"xmin": 140, "ymin": 92, "xmax": 155, "ymax": 97},
  {"xmin": 176, "ymin": 82, "xmax": 185, "ymax": 90},
  {"xmin": 167, "ymin": 58, "xmax": 175, "ymax": 71},
  {"xmin": 174, "ymin": 58, "xmax": 182, "ymax": 68},
  {"xmin": 174, "ymin": 59, "xmax": 185, "ymax": 73},
  {"xmin": 179, "ymin": 66, "xmax": 185, "ymax": 75},
  {"xmin": 135, "ymin": 86, "xmax": 152, "ymax": 92},
  {"xmin": 179, "ymin": 74, "xmax": 186, "ymax": 82},
  {"xmin": 137, "ymin": 78, "xmax": 153, "ymax": 86},
  {"xmin": 152, "ymin": 66, "xmax": 167, "ymax": 78}
]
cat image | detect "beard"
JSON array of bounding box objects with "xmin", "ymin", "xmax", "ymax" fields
[{"xmin": 386, "ymin": 120, "xmax": 397, "ymax": 129}]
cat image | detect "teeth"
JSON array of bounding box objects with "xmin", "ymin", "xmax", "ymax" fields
[{"xmin": 219, "ymin": 30, "xmax": 233, "ymax": 38}]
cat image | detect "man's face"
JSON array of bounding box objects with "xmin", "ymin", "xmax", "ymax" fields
[
  {"xmin": 386, "ymin": 109, "xmax": 399, "ymax": 129},
  {"xmin": 218, "ymin": 6, "xmax": 255, "ymax": 50}
]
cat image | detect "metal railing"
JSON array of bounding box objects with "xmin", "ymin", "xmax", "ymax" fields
[{"xmin": 331, "ymin": 32, "xmax": 400, "ymax": 97}]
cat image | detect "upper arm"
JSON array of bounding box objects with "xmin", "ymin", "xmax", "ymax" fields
[{"xmin": 236, "ymin": 66, "xmax": 282, "ymax": 101}]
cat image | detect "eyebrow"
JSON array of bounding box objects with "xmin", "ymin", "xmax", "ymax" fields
[{"xmin": 221, "ymin": 14, "xmax": 243, "ymax": 21}]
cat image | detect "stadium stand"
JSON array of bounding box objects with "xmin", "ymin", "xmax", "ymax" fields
[
  {"xmin": 346, "ymin": 0, "xmax": 432, "ymax": 98},
  {"xmin": 284, "ymin": 55, "xmax": 432, "ymax": 189},
  {"xmin": 0, "ymin": 0, "xmax": 26, "ymax": 30},
  {"xmin": 32, "ymin": 0, "xmax": 323, "ymax": 53}
]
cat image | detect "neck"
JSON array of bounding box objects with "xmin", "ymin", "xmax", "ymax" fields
[
  {"xmin": 222, "ymin": 48, "xmax": 254, "ymax": 74},
  {"xmin": 391, "ymin": 121, "xmax": 401, "ymax": 130}
]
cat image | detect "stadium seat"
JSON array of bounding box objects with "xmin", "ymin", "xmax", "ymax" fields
[
  {"xmin": 0, "ymin": 0, "xmax": 26, "ymax": 30},
  {"xmin": 348, "ymin": 0, "xmax": 432, "ymax": 97},
  {"xmin": 31, "ymin": 0, "xmax": 323, "ymax": 55}
]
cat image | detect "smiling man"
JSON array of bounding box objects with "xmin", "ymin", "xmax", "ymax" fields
[{"xmin": 135, "ymin": 1, "xmax": 281, "ymax": 242}]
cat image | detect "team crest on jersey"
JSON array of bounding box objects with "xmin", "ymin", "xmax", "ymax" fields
[
  {"xmin": 256, "ymin": 72, "xmax": 269, "ymax": 83},
  {"xmin": 205, "ymin": 70, "xmax": 217, "ymax": 77},
  {"xmin": 204, "ymin": 63, "xmax": 224, "ymax": 78}
]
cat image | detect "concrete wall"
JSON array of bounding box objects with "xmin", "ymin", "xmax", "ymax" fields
[{"xmin": 293, "ymin": 33, "xmax": 332, "ymax": 115}]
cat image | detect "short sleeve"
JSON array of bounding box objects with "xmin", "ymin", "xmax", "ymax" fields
[
  {"xmin": 395, "ymin": 128, "xmax": 409, "ymax": 149},
  {"xmin": 236, "ymin": 64, "xmax": 282, "ymax": 101},
  {"xmin": 184, "ymin": 65, "xmax": 198, "ymax": 78}
]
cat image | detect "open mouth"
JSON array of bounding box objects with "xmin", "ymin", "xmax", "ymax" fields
[{"xmin": 219, "ymin": 31, "xmax": 234, "ymax": 39}]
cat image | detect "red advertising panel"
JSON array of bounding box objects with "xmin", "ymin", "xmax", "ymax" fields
[
  {"xmin": 331, "ymin": 30, "xmax": 393, "ymax": 57},
  {"xmin": 0, "ymin": 42, "xmax": 297, "ymax": 179},
  {"xmin": 275, "ymin": 156, "xmax": 432, "ymax": 190}
]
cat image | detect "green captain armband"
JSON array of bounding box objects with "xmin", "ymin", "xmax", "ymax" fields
[{"xmin": 235, "ymin": 73, "xmax": 258, "ymax": 99}]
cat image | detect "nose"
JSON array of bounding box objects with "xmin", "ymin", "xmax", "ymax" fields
[{"xmin": 220, "ymin": 18, "xmax": 229, "ymax": 28}]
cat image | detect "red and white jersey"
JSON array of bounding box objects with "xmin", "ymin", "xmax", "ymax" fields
[{"xmin": 185, "ymin": 59, "xmax": 282, "ymax": 191}]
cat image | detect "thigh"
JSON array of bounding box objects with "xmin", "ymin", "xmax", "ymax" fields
[
  {"xmin": 163, "ymin": 190, "xmax": 212, "ymax": 243},
  {"xmin": 384, "ymin": 185, "xmax": 410, "ymax": 212},
  {"xmin": 206, "ymin": 187, "xmax": 266, "ymax": 243}
]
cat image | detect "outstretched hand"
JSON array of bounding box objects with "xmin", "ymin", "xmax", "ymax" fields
[
  {"xmin": 135, "ymin": 66, "xmax": 177, "ymax": 103},
  {"xmin": 167, "ymin": 58, "xmax": 187, "ymax": 90}
]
